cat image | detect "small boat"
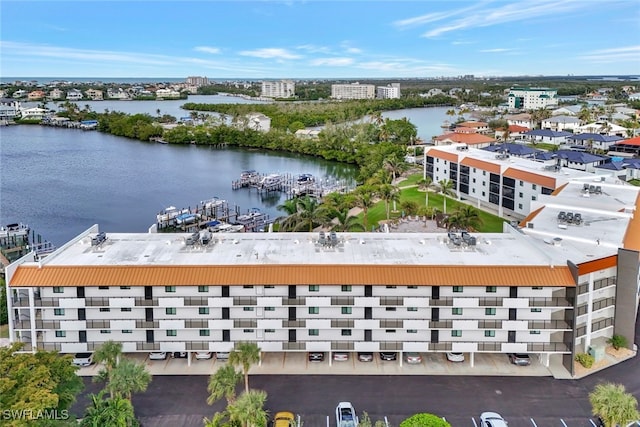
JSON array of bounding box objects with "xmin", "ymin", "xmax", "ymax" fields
[
  {"xmin": 235, "ymin": 208, "xmax": 266, "ymax": 225},
  {"xmin": 157, "ymin": 206, "xmax": 189, "ymax": 223},
  {"xmin": 259, "ymin": 173, "xmax": 283, "ymax": 188},
  {"xmin": 0, "ymin": 223, "xmax": 30, "ymax": 238},
  {"xmin": 175, "ymin": 213, "xmax": 201, "ymax": 225},
  {"xmin": 297, "ymin": 173, "xmax": 315, "ymax": 184},
  {"xmin": 201, "ymin": 197, "xmax": 226, "ymax": 210},
  {"xmin": 240, "ymin": 170, "xmax": 259, "ymax": 180},
  {"xmin": 214, "ymin": 223, "xmax": 245, "ymax": 233}
]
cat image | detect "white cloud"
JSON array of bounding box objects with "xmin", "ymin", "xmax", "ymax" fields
[
  {"xmin": 296, "ymin": 44, "xmax": 331, "ymax": 54},
  {"xmin": 309, "ymin": 57, "xmax": 354, "ymax": 66},
  {"xmin": 194, "ymin": 46, "xmax": 221, "ymax": 54},
  {"xmin": 577, "ymin": 45, "xmax": 640, "ymax": 63},
  {"xmin": 479, "ymin": 48, "xmax": 516, "ymax": 53},
  {"xmin": 393, "ymin": 3, "xmax": 485, "ymax": 29},
  {"xmin": 238, "ymin": 48, "xmax": 301, "ymax": 59}
]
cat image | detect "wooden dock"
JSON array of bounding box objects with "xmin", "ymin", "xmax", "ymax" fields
[
  {"xmin": 0, "ymin": 224, "xmax": 56, "ymax": 270},
  {"xmin": 232, "ymin": 171, "xmax": 355, "ymax": 199}
]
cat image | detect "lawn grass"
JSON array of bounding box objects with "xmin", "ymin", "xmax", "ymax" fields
[
  {"xmin": 629, "ymin": 179, "xmax": 640, "ymax": 187},
  {"xmin": 397, "ymin": 171, "xmax": 424, "ymax": 187},
  {"xmin": 0, "ymin": 324, "xmax": 8, "ymax": 339},
  {"xmin": 359, "ymin": 186, "xmax": 506, "ymax": 232}
]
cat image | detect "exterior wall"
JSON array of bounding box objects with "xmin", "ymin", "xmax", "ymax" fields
[
  {"xmin": 377, "ymin": 84, "xmax": 400, "ymax": 99},
  {"xmin": 331, "ymin": 84, "xmax": 375, "ymax": 100},
  {"xmin": 261, "ymin": 80, "xmax": 295, "ymax": 98},
  {"xmin": 9, "ymin": 283, "xmax": 574, "ymax": 355},
  {"xmin": 508, "ymin": 88, "xmax": 559, "ymax": 110}
]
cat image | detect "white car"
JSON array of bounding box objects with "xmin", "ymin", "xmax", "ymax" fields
[
  {"xmin": 480, "ymin": 412, "xmax": 508, "ymax": 427},
  {"xmin": 149, "ymin": 352, "xmax": 167, "ymax": 360},
  {"xmin": 333, "ymin": 352, "xmax": 349, "ymax": 362},
  {"xmin": 195, "ymin": 352, "xmax": 213, "ymax": 360},
  {"xmin": 336, "ymin": 402, "xmax": 358, "ymax": 427},
  {"xmin": 216, "ymin": 352, "xmax": 230, "ymax": 361},
  {"xmin": 72, "ymin": 352, "xmax": 93, "ymax": 367},
  {"xmin": 446, "ymin": 352, "xmax": 465, "ymax": 363}
]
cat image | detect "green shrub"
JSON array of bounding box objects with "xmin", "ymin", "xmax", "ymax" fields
[
  {"xmin": 607, "ymin": 334, "xmax": 627, "ymax": 350},
  {"xmin": 576, "ymin": 353, "xmax": 595, "ymax": 368},
  {"xmin": 399, "ymin": 413, "xmax": 451, "ymax": 427}
]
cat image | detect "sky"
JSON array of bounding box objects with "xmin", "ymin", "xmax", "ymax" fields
[{"xmin": 1, "ymin": 0, "xmax": 639, "ymax": 79}]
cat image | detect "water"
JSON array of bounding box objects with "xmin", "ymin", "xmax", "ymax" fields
[{"xmin": 0, "ymin": 125, "xmax": 356, "ymax": 247}]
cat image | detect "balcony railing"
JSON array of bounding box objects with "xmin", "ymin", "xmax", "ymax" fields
[
  {"xmin": 331, "ymin": 319, "xmax": 354, "ymax": 328},
  {"xmin": 234, "ymin": 320, "xmax": 257, "ymax": 328},
  {"xmin": 135, "ymin": 320, "xmax": 159, "ymax": 328},
  {"xmin": 529, "ymin": 297, "xmax": 571, "ymax": 307},
  {"xmin": 527, "ymin": 342, "xmax": 570, "ymax": 352},
  {"xmin": 185, "ymin": 319, "xmax": 208, "ymax": 329},
  {"xmin": 430, "ymin": 342, "xmax": 452, "ymax": 351},
  {"xmin": 282, "ymin": 297, "xmax": 306, "ymax": 306},
  {"xmin": 429, "ymin": 320, "xmax": 453, "ymax": 328},
  {"xmin": 478, "ymin": 320, "xmax": 502, "ymax": 329},
  {"xmin": 379, "ymin": 341, "xmax": 403, "ymax": 351},
  {"xmin": 283, "ymin": 320, "xmax": 306, "ymax": 328},
  {"xmin": 528, "ymin": 320, "xmax": 572, "ymax": 330},
  {"xmin": 430, "ymin": 298, "xmax": 453, "ymax": 306},
  {"xmin": 331, "ymin": 341, "xmax": 354, "ymax": 351},
  {"xmin": 478, "ymin": 298, "xmax": 504, "ymax": 307},
  {"xmin": 283, "ymin": 342, "xmax": 306, "ymax": 350},
  {"xmin": 134, "ymin": 298, "xmax": 159, "ymax": 307},
  {"xmin": 380, "ymin": 319, "xmax": 403, "ymax": 328}
]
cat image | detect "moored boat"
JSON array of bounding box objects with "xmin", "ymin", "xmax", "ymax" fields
[{"xmin": 157, "ymin": 206, "xmax": 189, "ymax": 223}]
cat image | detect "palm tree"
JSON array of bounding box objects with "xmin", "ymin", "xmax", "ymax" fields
[
  {"xmin": 378, "ymin": 184, "xmax": 399, "ymax": 220},
  {"xmin": 207, "ymin": 364, "xmax": 242, "ymax": 405},
  {"xmin": 589, "ymin": 383, "xmax": 640, "ymax": 427},
  {"xmin": 329, "ymin": 207, "xmax": 365, "ymax": 232},
  {"xmin": 383, "ymin": 155, "xmax": 407, "ymax": 183},
  {"xmin": 417, "ymin": 176, "xmax": 435, "ymax": 207},
  {"xmin": 203, "ymin": 411, "xmax": 231, "ymax": 427},
  {"xmin": 106, "ymin": 357, "xmax": 151, "ymax": 401},
  {"xmin": 94, "ymin": 340, "xmax": 123, "ymax": 378},
  {"xmin": 229, "ymin": 342, "xmax": 261, "ymax": 393},
  {"xmin": 81, "ymin": 390, "xmax": 137, "ymax": 427},
  {"xmin": 227, "ymin": 390, "xmax": 269, "ymax": 427},
  {"xmin": 279, "ymin": 196, "xmax": 330, "ymax": 232},
  {"xmin": 437, "ymin": 179, "xmax": 456, "ymax": 214},
  {"xmin": 354, "ymin": 186, "xmax": 376, "ymax": 232},
  {"xmin": 448, "ymin": 205, "xmax": 483, "ymax": 231},
  {"xmin": 370, "ymin": 111, "xmax": 384, "ymax": 127}
]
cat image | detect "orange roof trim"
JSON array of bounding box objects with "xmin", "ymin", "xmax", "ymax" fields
[
  {"xmin": 577, "ymin": 255, "xmax": 618, "ymax": 276},
  {"xmin": 460, "ymin": 157, "xmax": 501, "ymax": 174},
  {"xmin": 9, "ymin": 264, "xmax": 576, "ymax": 287},
  {"xmin": 551, "ymin": 182, "xmax": 569, "ymax": 196},
  {"xmin": 427, "ymin": 148, "xmax": 459, "ymax": 163},
  {"xmin": 504, "ymin": 167, "xmax": 556, "ymax": 189},
  {"xmin": 519, "ymin": 206, "xmax": 544, "ymax": 228}
]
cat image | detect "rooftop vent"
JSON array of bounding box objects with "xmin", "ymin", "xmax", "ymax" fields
[{"xmin": 91, "ymin": 232, "xmax": 107, "ymax": 246}]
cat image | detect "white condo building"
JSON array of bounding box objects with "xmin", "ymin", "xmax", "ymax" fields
[
  {"xmin": 507, "ymin": 87, "xmax": 558, "ymax": 110},
  {"xmin": 377, "ymin": 84, "xmax": 401, "ymax": 99},
  {"xmin": 261, "ymin": 80, "xmax": 295, "ymax": 99},
  {"xmin": 331, "ymin": 83, "xmax": 376, "ymax": 100},
  {"xmin": 6, "ymin": 167, "xmax": 640, "ymax": 377}
]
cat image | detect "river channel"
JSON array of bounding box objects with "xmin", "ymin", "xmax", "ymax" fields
[{"xmin": 1, "ymin": 96, "xmax": 453, "ymax": 247}]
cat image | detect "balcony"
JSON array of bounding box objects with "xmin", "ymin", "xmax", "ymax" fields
[
  {"xmin": 478, "ymin": 320, "xmax": 502, "ymax": 329},
  {"xmin": 529, "ymin": 297, "xmax": 571, "ymax": 307},
  {"xmin": 330, "ymin": 297, "xmax": 353, "ymax": 306},
  {"xmin": 137, "ymin": 343, "xmax": 161, "ymax": 351},
  {"xmin": 478, "ymin": 298, "xmax": 503, "ymax": 307},
  {"xmin": 185, "ymin": 319, "xmax": 209, "ymax": 329},
  {"xmin": 34, "ymin": 298, "xmax": 59, "ymax": 307},
  {"xmin": 85, "ymin": 298, "xmax": 109, "ymax": 307},
  {"xmin": 186, "ymin": 342, "xmax": 210, "ymax": 351},
  {"xmin": 135, "ymin": 320, "xmax": 159, "ymax": 328},
  {"xmin": 331, "ymin": 341, "xmax": 354, "ymax": 351},
  {"xmin": 331, "ymin": 319, "xmax": 354, "ymax": 328},
  {"xmin": 429, "ymin": 320, "xmax": 453, "ymax": 328},
  {"xmin": 281, "ymin": 297, "xmax": 306, "ymax": 306},
  {"xmin": 430, "ymin": 342, "xmax": 452, "ymax": 351},
  {"xmin": 183, "ymin": 297, "xmax": 209, "ymax": 306},
  {"xmin": 380, "ymin": 319, "xmax": 403, "ymax": 328},
  {"xmin": 134, "ymin": 298, "xmax": 159, "ymax": 307},
  {"xmin": 528, "ymin": 320, "xmax": 572, "ymax": 330},
  {"xmin": 527, "ymin": 342, "xmax": 570, "ymax": 352},
  {"xmin": 86, "ymin": 320, "xmax": 110, "ymax": 329},
  {"xmin": 283, "ymin": 342, "xmax": 305, "ymax": 350},
  {"xmin": 477, "ymin": 342, "xmax": 501, "ymax": 352},
  {"xmin": 234, "ymin": 320, "xmax": 257, "ymax": 328},
  {"xmin": 430, "ymin": 298, "xmax": 453, "ymax": 307},
  {"xmin": 283, "ymin": 320, "xmax": 306, "ymax": 328},
  {"xmin": 379, "ymin": 341, "xmax": 402, "ymax": 351}
]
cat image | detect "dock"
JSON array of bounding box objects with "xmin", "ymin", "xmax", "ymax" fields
[
  {"xmin": 232, "ymin": 171, "xmax": 355, "ymax": 199},
  {"xmin": 0, "ymin": 223, "xmax": 56, "ymax": 270}
]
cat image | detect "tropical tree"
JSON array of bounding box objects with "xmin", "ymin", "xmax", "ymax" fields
[
  {"xmin": 383, "ymin": 154, "xmax": 408, "ymax": 182},
  {"xmin": 329, "ymin": 207, "xmax": 365, "ymax": 232},
  {"xmin": 437, "ymin": 179, "xmax": 456, "ymax": 213},
  {"xmin": 354, "ymin": 185, "xmax": 377, "ymax": 231},
  {"xmin": 279, "ymin": 196, "xmax": 331, "ymax": 232},
  {"xmin": 446, "ymin": 205, "xmax": 483, "ymax": 231},
  {"xmin": 417, "ymin": 176, "xmax": 435, "ymax": 207},
  {"xmin": 94, "ymin": 340, "xmax": 123, "ymax": 379},
  {"xmin": 229, "ymin": 342, "xmax": 261, "ymax": 393},
  {"xmin": 378, "ymin": 184, "xmax": 400, "ymax": 220},
  {"xmin": 399, "ymin": 412, "xmax": 451, "ymax": 427},
  {"xmin": 227, "ymin": 390, "xmax": 269, "ymax": 427},
  {"xmin": 207, "ymin": 364, "xmax": 243, "ymax": 405},
  {"xmin": 106, "ymin": 358, "xmax": 152, "ymax": 401},
  {"xmin": 589, "ymin": 383, "xmax": 640, "ymax": 427},
  {"xmin": 81, "ymin": 390, "xmax": 138, "ymax": 427},
  {"xmin": 203, "ymin": 411, "xmax": 232, "ymax": 427}
]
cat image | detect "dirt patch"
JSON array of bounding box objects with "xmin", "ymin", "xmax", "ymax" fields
[
  {"xmin": 574, "ymin": 358, "xmax": 609, "ymax": 376},
  {"xmin": 606, "ymin": 346, "xmax": 635, "ymax": 359}
]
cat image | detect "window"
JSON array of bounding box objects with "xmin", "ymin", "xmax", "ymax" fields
[
  {"xmin": 341, "ymin": 307, "xmax": 352, "ymax": 315},
  {"xmin": 309, "ymin": 329, "xmax": 319, "ymax": 336},
  {"xmin": 165, "ymin": 286, "xmax": 176, "ymax": 293},
  {"xmin": 100, "ymin": 330, "xmax": 111, "ymax": 334},
  {"xmin": 407, "ymin": 307, "xmax": 418, "ymax": 312},
  {"xmin": 243, "ymin": 307, "xmax": 254, "ymax": 312},
  {"xmin": 451, "ymin": 330, "xmax": 462, "ymax": 337},
  {"xmin": 308, "ymin": 307, "xmax": 319, "ymax": 314},
  {"xmin": 483, "ymin": 171, "xmax": 486, "ymax": 176},
  {"xmin": 453, "ymin": 286, "xmax": 463, "ymax": 293},
  {"xmin": 532, "ymin": 286, "xmax": 543, "ymax": 290},
  {"xmin": 166, "ymin": 330, "xmax": 177, "ymax": 337},
  {"xmin": 243, "ymin": 285, "xmax": 254, "ymax": 289},
  {"xmin": 531, "ymin": 308, "xmax": 542, "ymax": 313},
  {"xmin": 265, "ymin": 329, "xmax": 275, "ymax": 333},
  {"xmin": 121, "ymin": 307, "xmax": 132, "ymax": 312},
  {"xmin": 98, "ymin": 286, "xmax": 108, "ymax": 290},
  {"xmin": 53, "ymin": 287, "xmax": 63, "ymax": 294},
  {"xmin": 122, "ymin": 330, "xmax": 132, "ymax": 334},
  {"xmin": 199, "ymin": 329, "xmax": 210, "ymax": 336},
  {"xmin": 518, "ymin": 192, "xmax": 523, "ymax": 198},
  {"xmin": 385, "ymin": 329, "xmax": 396, "ymax": 333},
  {"xmin": 485, "ymin": 308, "xmax": 496, "ymax": 315},
  {"xmin": 99, "ymin": 308, "xmax": 111, "ymax": 312},
  {"xmin": 452, "ymin": 308, "xmax": 463, "ymax": 315},
  {"xmin": 518, "ymin": 204, "xmax": 523, "ymax": 210},
  {"xmin": 341, "ymin": 329, "xmax": 352, "ymax": 336},
  {"xmin": 199, "ymin": 307, "xmax": 209, "ymax": 315},
  {"xmin": 407, "ymin": 329, "xmax": 417, "ymax": 334},
  {"xmin": 519, "ymin": 180, "xmax": 524, "ymax": 187},
  {"xmin": 486, "ymin": 286, "xmax": 497, "ymax": 293},
  {"xmin": 385, "ymin": 307, "xmax": 396, "ymax": 312},
  {"xmin": 55, "ymin": 331, "xmax": 66, "ymax": 338},
  {"xmin": 198, "ymin": 286, "xmax": 209, "ymax": 292},
  {"xmin": 309, "ymin": 285, "xmax": 319, "ymax": 292},
  {"xmin": 341, "ymin": 285, "xmax": 352, "ymax": 292},
  {"xmin": 386, "ymin": 285, "xmax": 397, "ymax": 289},
  {"xmin": 120, "ymin": 286, "xmax": 131, "ymax": 290},
  {"xmin": 485, "ymin": 330, "xmax": 496, "ymax": 337},
  {"xmin": 407, "ymin": 285, "xmax": 418, "ymax": 289},
  {"xmin": 532, "ymin": 184, "xmax": 537, "ymax": 190},
  {"xmin": 243, "ymin": 329, "xmax": 255, "ymax": 333},
  {"xmin": 482, "ymin": 191, "xmax": 486, "ymax": 197},
  {"xmin": 165, "ymin": 308, "xmax": 176, "ymax": 315},
  {"xmin": 54, "ymin": 308, "xmax": 65, "ymax": 316},
  {"xmin": 530, "ymin": 330, "xmax": 541, "ymax": 335},
  {"xmin": 265, "ymin": 285, "xmax": 275, "ymax": 289},
  {"xmin": 265, "ymin": 307, "xmax": 275, "ymax": 311},
  {"xmin": 531, "ymin": 195, "xmax": 537, "ymax": 201}
]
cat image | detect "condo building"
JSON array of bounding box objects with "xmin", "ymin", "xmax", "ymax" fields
[
  {"xmin": 507, "ymin": 87, "xmax": 558, "ymax": 110},
  {"xmin": 331, "ymin": 83, "xmax": 376, "ymax": 100},
  {"xmin": 376, "ymin": 84, "xmax": 401, "ymax": 99},
  {"xmin": 6, "ymin": 169, "xmax": 639, "ymax": 376},
  {"xmin": 261, "ymin": 80, "xmax": 296, "ymax": 99}
]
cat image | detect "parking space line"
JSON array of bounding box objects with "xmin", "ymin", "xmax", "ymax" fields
[
  {"xmin": 561, "ymin": 419, "xmax": 568, "ymax": 427},
  {"xmin": 589, "ymin": 419, "xmax": 598, "ymax": 427},
  {"xmin": 530, "ymin": 418, "xmax": 538, "ymax": 427},
  {"xmin": 472, "ymin": 417, "xmax": 478, "ymax": 427}
]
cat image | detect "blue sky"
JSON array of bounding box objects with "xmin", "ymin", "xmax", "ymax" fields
[{"xmin": 1, "ymin": 0, "xmax": 639, "ymax": 79}]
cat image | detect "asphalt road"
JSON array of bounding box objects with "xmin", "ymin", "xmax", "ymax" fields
[{"xmin": 71, "ymin": 316, "xmax": 640, "ymax": 427}]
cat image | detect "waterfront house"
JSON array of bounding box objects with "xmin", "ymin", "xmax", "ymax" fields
[
  {"xmin": 541, "ymin": 115, "xmax": 582, "ymax": 133},
  {"xmin": 505, "ymin": 113, "xmax": 535, "ymax": 129},
  {"xmin": 575, "ymin": 121, "xmax": 629, "ymax": 138},
  {"xmin": 27, "ymin": 90, "xmax": 46, "ymax": 101},
  {"xmin": 567, "ymin": 133, "xmax": 624, "ymax": 152},
  {"xmin": 554, "ymin": 150, "xmax": 608, "ymax": 173},
  {"xmin": 433, "ymin": 131, "xmax": 495, "ymax": 148},
  {"xmin": 49, "ymin": 88, "xmax": 65, "ymax": 100},
  {"xmin": 19, "ymin": 107, "xmax": 49, "ymax": 120},
  {"xmin": 66, "ymin": 89, "xmax": 83, "ymax": 101},
  {"xmin": 494, "ymin": 125, "xmax": 530, "ymax": 141},
  {"xmin": 523, "ymin": 129, "xmax": 573, "ymax": 146},
  {"xmin": 12, "ymin": 90, "xmax": 27, "ymax": 99},
  {"xmin": 246, "ymin": 113, "xmax": 271, "ymax": 132},
  {"xmin": 85, "ymin": 89, "xmax": 103, "ymax": 101}
]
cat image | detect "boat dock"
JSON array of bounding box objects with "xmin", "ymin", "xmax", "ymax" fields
[
  {"xmin": 0, "ymin": 223, "xmax": 56, "ymax": 270},
  {"xmin": 154, "ymin": 198, "xmax": 271, "ymax": 234},
  {"xmin": 232, "ymin": 170, "xmax": 355, "ymax": 199}
]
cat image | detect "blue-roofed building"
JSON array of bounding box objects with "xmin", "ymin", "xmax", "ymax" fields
[
  {"xmin": 482, "ymin": 143, "xmax": 542, "ymax": 159},
  {"xmin": 567, "ymin": 133, "xmax": 624, "ymax": 151},
  {"xmin": 596, "ymin": 158, "xmax": 640, "ymax": 181},
  {"xmin": 555, "ymin": 149, "xmax": 608, "ymax": 172},
  {"xmin": 523, "ymin": 129, "xmax": 573, "ymax": 145}
]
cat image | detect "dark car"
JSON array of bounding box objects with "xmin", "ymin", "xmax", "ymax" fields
[
  {"xmin": 379, "ymin": 352, "xmax": 397, "ymax": 361},
  {"xmin": 308, "ymin": 352, "xmax": 325, "ymax": 362},
  {"xmin": 508, "ymin": 353, "xmax": 531, "ymax": 366},
  {"xmin": 357, "ymin": 352, "xmax": 374, "ymax": 362},
  {"xmin": 172, "ymin": 352, "xmax": 188, "ymax": 359}
]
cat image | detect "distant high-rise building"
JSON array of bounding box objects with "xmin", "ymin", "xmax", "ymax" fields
[
  {"xmin": 186, "ymin": 76, "xmax": 209, "ymax": 87},
  {"xmin": 331, "ymin": 83, "xmax": 376, "ymax": 100},
  {"xmin": 376, "ymin": 83, "xmax": 401, "ymax": 99},
  {"xmin": 261, "ymin": 80, "xmax": 295, "ymax": 98}
]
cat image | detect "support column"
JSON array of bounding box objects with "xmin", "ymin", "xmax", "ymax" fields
[{"xmin": 470, "ymin": 352, "xmax": 475, "ymax": 368}]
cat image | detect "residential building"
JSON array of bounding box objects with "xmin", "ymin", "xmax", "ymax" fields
[
  {"xmin": 85, "ymin": 89, "xmax": 103, "ymax": 101},
  {"xmin": 19, "ymin": 107, "xmax": 49, "ymax": 120},
  {"xmin": 553, "ymin": 150, "xmax": 608, "ymax": 173},
  {"xmin": 575, "ymin": 121, "xmax": 629, "ymax": 138},
  {"xmin": 186, "ymin": 76, "xmax": 209, "ymax": 87},
  {"xmin": 456, "ymin": 121, "xmax": 489, "ymax": 134},
  {"xmin": 567, "ymin": 133, "xmax": 624, "ymax": 152},
  {"xmin": 294, "ymin": 129, "xmax": 321, "ymax": 139},
  {"xmin": 12, "ymin": 90, "xmax": 27, "ymax": 99},
  {"xmin": 506, "ymin": 113, "xmax": 535, "ymax": 130},
  {"xmin": 331, "ymin": 83, "xmax": 375, "ymax": 100},
  {"xmin": 106, "ymin": 88, "xmax": 130, "ymax": 100},
  {"xmin": 376, "ymin": 83, "xmax": 401, "ymax": 99},
  {"xmin": 245, "ymin": 113, "xmax": 271, "ymax": 132},
  {"xmin": 6, "ymin": 173, "xmax": 639, "ymax": 377},
  {"xmin": 66, "ymin": 89, "xmax": 83, "ymax": 101},
  {"xmin": 541, "ymin": 115, "xmax": 582, "ymax": 133},
  {"xmin": 433, "ymin": 132, "xmax": 495, "ymax": 148},
  {"xmin": 523, "ymin": 129, "xmax": 573, "ymax": 146},
  {"xmin": 507, "ymin": 87, "xmax": 558, "ymax": 110},
  {"xmin": 482, "ymin": 143, "xmax": 542, "ymax": 159},
  {"xmin": 0, "ymin": 101, "xmax": 20, "ymax": 119},
  {"xmin": 494, "ymin": 125, "xmax": 530, "ymax": 141},
  {"xmin": 261, "ymin": 80, "xmax": 295, "ymax": 99},
  {"xmin": 49, "ymin": 88, "xmax": 65, "ymax": 100},
  {"xmin": 27, "ymin": 90, "xmax": 46, "ymax": 101},
  {"xmin": 609, "ymin": 136, "xmax": 640, "ymax": 157},
  {"xmin": 155, "ymin": 88, "xmax": 181, "ymax": 99}
]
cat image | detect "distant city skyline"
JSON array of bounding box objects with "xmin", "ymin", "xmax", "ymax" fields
[{"xmin": 1, "ymin": 1, "xmax": 639, "ymax": 79}]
